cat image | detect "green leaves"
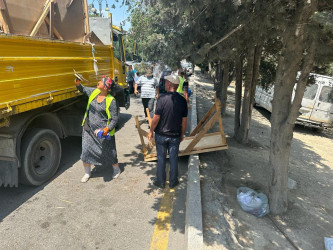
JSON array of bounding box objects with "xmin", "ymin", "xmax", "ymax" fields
[{"xmin": 124, "ymin": 0, "xmax": 332, "ymax": 75}]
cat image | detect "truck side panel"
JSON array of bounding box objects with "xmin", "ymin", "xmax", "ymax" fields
[{"xmin": 0, "ymin": 35, "xmax": 114, "ymax": 119}]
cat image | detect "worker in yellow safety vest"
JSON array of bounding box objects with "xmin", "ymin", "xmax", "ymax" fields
[
  {"xmin": 74, "ymin": 75, "xmax": 120, "ymax": 183},
  {"xmin": 177, "ymin": 71, "xmax": 189, "ymax": 107}
]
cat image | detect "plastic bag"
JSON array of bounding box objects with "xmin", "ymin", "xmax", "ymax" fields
[
  {"xmin": 325, "ymin": 237, "xmax": 333, "ymax": 250},
  {"xmin": 237, "ymin": 187, "xmax": 270, "ymax": 217}
]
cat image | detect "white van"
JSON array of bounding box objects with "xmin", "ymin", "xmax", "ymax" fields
[{"xmin": 254, "ymin": 73, "xmax": 333, "ymax": 129}]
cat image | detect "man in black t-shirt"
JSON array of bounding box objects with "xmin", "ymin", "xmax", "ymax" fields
[{"xmin": 148, "ymin": 74, "xmax": 188, "ymax": 189}]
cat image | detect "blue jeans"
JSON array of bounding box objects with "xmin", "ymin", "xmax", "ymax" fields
[{"xmin": 155, "ymin": 133, "xmax": 181, "ymax": 186}]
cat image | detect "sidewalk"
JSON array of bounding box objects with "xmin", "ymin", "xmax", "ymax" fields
[{"xmin": 195, "ymin": 70, "xmax": 333, "ymax": 249}]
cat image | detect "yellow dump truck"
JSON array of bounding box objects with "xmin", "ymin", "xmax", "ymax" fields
[{"xmin": 0, "ymin": 0, "xmax": 130, "ymax": 187}]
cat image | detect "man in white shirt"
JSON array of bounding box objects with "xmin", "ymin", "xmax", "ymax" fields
[{"xmin": 134, "ymin": 67, "xmax": 159, "ymax": 120}]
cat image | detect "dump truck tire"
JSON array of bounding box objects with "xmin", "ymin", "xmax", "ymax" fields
[{"xmin": 19, "ymin": 129, "xmax": 61, "ymax": 186}]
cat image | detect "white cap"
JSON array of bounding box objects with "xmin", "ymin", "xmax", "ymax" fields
[{"xmin": 164, "ymin": 74, "xmax": 180, "ymax": 85}]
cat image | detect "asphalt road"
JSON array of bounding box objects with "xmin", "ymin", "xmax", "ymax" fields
[{"xmin": 0, "ymin": 95, "xmax": 189, "ymax": 250}]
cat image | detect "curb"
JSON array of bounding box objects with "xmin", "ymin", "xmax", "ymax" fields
[{"xmin": 185, "ymin": 76, "xmax": 203, "ymax": 249}]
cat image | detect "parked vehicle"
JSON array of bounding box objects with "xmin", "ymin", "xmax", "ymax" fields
[
  {"xmin": 254, "ymin": 73, "xmax": 333, "ymax": 129},
  {"xmin": 0, "ymin": 0, "xmax": 129, "ymax": 187}
]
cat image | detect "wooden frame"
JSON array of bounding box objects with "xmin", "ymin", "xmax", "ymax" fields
[
  {"xmin": 135, "ymin": 96, "xmax": 228, "ymax": 162},
  {"xmin": 29, "ymin": 0, "xmax": 63, "ymax": 40},
  {"xmin": 83, "ymin": 0, "xmax": 90, "ymax": 35},
  {"xmin": 0, "ymin": 0, "xmax": 9, "ymax": 34}
]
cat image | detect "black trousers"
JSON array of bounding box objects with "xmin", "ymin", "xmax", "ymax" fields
[
  {"xmin": 128, "ymin": 80, "xmax": 134, "ymax": 94},
  {"xmin": 142, "ymin": 98, "xmax": 155, "ymax": 118}
]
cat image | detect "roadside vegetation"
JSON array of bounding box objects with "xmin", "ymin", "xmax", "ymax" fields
[{"xmin": 119, "ymin": 0, "xmax": 333, "ymax": 215}]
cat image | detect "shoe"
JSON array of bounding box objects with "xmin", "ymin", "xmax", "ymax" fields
[
  {"xmin": 153, "ymin": 180, "xmax": 165, "ymax": 189},
  {"xmin": 81, "ymin": 173, "xmax": 90, "ymax": 183},
  {"xmin": 169, "ymin": 180, "xmax": 180, "ymax": 189},
  {"xmin": 112, "ymin": 170, "xmax": 121, "ymax": 179}
]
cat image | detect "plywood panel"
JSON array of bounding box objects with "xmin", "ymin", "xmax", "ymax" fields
[
  {"xmin": 135, "ymin": 97, "xmax": 228, "ymax": 162},
  {"xmin": 4, "ymin": 0, "xmax": 86, "ymax": 42}
]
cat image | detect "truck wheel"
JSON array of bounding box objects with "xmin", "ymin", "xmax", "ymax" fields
[{"xmin": 19, "ymin": 129, "xmax": 61, "ymax": 186}]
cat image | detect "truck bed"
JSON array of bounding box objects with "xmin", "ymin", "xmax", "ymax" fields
[{"xmin": 0, "ymin": 34, "xmax": 113, "ymax": 121}]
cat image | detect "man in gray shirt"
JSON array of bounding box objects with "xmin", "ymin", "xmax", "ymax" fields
[{"xmin": 134, "ymin": 67, "xmax": 159, "ymax": 120}]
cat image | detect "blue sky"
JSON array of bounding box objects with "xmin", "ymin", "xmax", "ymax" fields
[{"xmin": 87, "ymin": 0, "xmax": 131, "ymax": 31}]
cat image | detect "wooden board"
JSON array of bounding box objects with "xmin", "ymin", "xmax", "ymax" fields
[
  {"xmin": 142, "ymin": 133, "xmax": 228, "ymax": 161},
  {"xmin": 135, "ymin": 97, "xmax": 228, "ymax": 162},
  {"xmin": 3, "ymin": 0, "xmax": 86, "ymax": 42}
]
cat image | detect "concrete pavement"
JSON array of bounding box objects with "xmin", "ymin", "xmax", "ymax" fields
[{"xmin": 0, "ymin": 94, "xmax": 192, "ymax": 249}]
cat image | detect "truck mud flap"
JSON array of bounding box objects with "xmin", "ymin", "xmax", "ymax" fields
[{"xmin": 0, "ymin": 160, "xmax": 18, "ymax": 187}]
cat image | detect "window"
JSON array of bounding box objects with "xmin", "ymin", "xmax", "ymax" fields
[
  {"xmin": 113, "ymin": 32, "xmax": 121, "ymax": 61},
  {"xmin": 319, "ymin": 86, "xmax": 333, "ymax": 104},
  {"xmin": 303, "ymin": 84, "xmax": 318, "ymax": 100}
]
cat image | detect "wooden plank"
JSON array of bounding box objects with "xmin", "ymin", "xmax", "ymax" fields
[
  {"xmin": 30, "ymin": 0, "xmax": 51, "ymax": 37},
  {"xmin": 136, "ymin": 123, "xmax": 156, "ymax": 147},
  {"xmin": 180, "ymin": 132, "xmax": 222, "ymax": 149},
  {"xmin": 135, "ymin": 116, "xmax": 148, "ymax": 154},
  {"xmin": 138, "ymin": 127, "xmax": 148, "ymax": 137},
  {"xmin": 214, "ymin": 97, "xmax": 227, "ymax": 145},
  {"xmin": 49, "ymin": 1, "xmax": 54, "ymax": 39},
  {"xmin": 180, "ymin": 133, "xmax": 226, "ymax": 151},
  {"xmin": 183, "ymin": 112, "xmax": 219, "ymax": 154},
  {"xmin": 214, "ymin": 97, "xmax": 226, "ymax": 145},
  {"xmin": 0, "ymin": 0, "xmax": 5, "ymax": 10},
  {"xmin": 83, "ymin": 0, "xmax": 90, "ymax": 35},
  {"xmin": 144, "ymin": 145, "xmax": 228, "ymax": 162},
  {"xmin": 184, "ymin": 131, "xmax": 222, "ymax": 141},
  {"xmin": 135, "ymin": 98, "xmax": 229, "ymax": 162},
  {"xmin": 146, "ymin": 107, "xmax": 152, "ymax": 127},
  {"xmin": 144, "ymin": 156, "xmax": 157, "ymax": 162},
  {"xmin": 44, "ymin": 17, "xmax": 63, "ymax": 40},
  {"xmin": 0, "ymin": 3, "xmax": 9, "ymax": 34},
  {"xmin": 190, "ymin": 103, "xmax": 216, "ymax": 136},
  {"xmin": 179, "ymin": 145, "xmax": 228, "ymax": 157}
]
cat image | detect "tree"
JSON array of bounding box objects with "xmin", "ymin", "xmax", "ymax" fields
[
  {"xmin": 268, "ymin": 1, "xmax": 332, "ymax": 214},
  {"xmin": 235, "ymin": 45, "xmax": 262, "ymax": 143},
  {"xmin": 127, "ymin": 0, "xmax": 333, "ymax": 214}
]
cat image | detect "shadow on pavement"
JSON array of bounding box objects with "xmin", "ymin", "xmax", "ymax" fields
[{"xmin": 0, "ymin": 136, "xmax": 81, "ymax": 223}]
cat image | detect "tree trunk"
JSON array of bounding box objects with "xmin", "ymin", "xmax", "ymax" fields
[
  {"xmin": 235, "ymin": 45, "xmax": 261, "ymax": 143},
  {"xmin": 250, "ymin": 46, "xmax": 262, "ymax": 107},
  {"xmin": 234, "ymin": 56, "xmax": 243, "ymax": 136},
  {"xmin": 269, "ymin": 40, "xmax": 316, "ymax": 214},
  {"xmin": 269, "ymin": 1, "xmax": 317, "ymax": 214},
  {"xmin": 215, "ymin": 62, "xmax": 223, "ymax": 101},
  {"xmin": 221, "ymin": 62, "xmax": 230, "ymax": 116}
]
